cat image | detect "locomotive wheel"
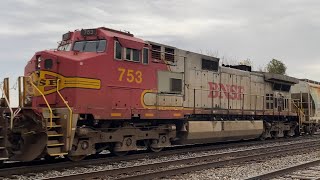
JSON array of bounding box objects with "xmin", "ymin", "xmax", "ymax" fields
[
  {"xmin": 149, "ymin": 146, "xmax": 163, "ymax": 152},
  {"xmin": 110, "ymin": 143, "xmax": 128, "ymax": 156},
  {"xmin": 144, "ymin": 140, "xmax": 163, "ymax": 152},
  {"xmin": 67, "ymin": 155, "xmax": 87, "ymax": 161}
]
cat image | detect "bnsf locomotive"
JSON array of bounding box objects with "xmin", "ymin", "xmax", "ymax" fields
[{"xmin": 0, "ymin": 27, "xmax": 319, "ymax": 162}]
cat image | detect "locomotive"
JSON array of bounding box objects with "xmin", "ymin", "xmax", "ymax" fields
[{"xmin": 0, "ymin": 27, "xmax": 318, "ymax": 162}]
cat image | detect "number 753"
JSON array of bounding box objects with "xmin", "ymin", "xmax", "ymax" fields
[{"xmin": 118, "ymin": 67, "xmax": 143, "ymax": 84}]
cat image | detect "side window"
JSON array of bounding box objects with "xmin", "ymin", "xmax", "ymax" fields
[
  {"xmin": 143, "ymin": 48, "xmax": 149, "ymax": 64},
  {"xmin": 132, "ymin": 49, "xmax": 139, "ymax": 62},
  {"xmin": 170, "ymin": 78, "xmax": 182, "ymax": 93},
  {"xmin": 125, "ymin": 48, "xmax": 131, "ymax": 60},
  {"xmin": 115, "ymin": 41, "xmax": 122, "ymax": 60},
  {"xmin": 124, "ymin": 48, "xmax": 140, "ymax": 62},
  {"xmin": 265, "ymin": 94, "xmax": 274, "ymax": 109}
]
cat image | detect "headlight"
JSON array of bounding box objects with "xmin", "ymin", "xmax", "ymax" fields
[{"xmin": 37, "ymin": 56, "xmax": 41, "ymax": 69}]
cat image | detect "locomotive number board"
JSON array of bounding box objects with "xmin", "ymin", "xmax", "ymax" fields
[{"xmin": 81, "ymin": 29, "xmax": 97, "ymax": 36}]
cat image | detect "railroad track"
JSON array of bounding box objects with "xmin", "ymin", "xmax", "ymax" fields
[
  {"xmin": 2, "ymin": 136, "xmax": 314, "ymax": 179},
  {"xmin": 41, "ymin": 139, "xmax": 320, "ymax": 180},
  {"xmin": 247, "ymin": 159, "xmax": 320, "ymax": 180}
]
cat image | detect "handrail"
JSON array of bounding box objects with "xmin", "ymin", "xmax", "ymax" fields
[
  {"xmin": 0, "ymin": 83, "xmax": 14, "ymax": 129},
  {"xmin": 56, "ymin": 79, "xmax": 73, "ymax": 149},
  {"xmin": 292, "ymin": 100, "xmax": 305, "ymax": 115},
  {"xmin": 291, "ymin": 99, "xmax": 305, "ymax": 128},
  {"xmin": 26, "ymin": 76, "xmax": 53, "ymax": 128}
]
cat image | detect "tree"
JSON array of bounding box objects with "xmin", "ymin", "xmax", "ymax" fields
[{"xmin": 266, "ymin": 59, "xmax": 287, "ymax": 75}]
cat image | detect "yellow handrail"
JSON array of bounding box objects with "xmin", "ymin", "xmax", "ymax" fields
[
  {"xmin": 292, "ymin": 100, "xmax": 305, "ymax": 115},
  {"xmin": 291, "ymin": 100, "xmax": 305, "ymax": 128},
  {"xmin": 26, "ymin": 76, "xmax": 53, "ymax": 128},
  {"xmin": 56, "ymin": 79, "xmax": 73, "ymax": 149}
]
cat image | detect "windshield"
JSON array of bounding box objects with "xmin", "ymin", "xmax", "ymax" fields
[
  {"xmin": 57, "ymin": 42, "xmax": 71, "ymax": 51},
  {"xmin": 73, "ymin": 40, "xmax": 107, "ymax": 52}
]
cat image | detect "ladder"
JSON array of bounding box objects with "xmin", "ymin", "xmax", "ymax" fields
[
  {"xmin": 292, "ymin": 99, "xmax": 306, "ymax": 131},
  {"xmin": 0, "ymin": 108, "xmax": 8, "ymax": 161},
  {"xmin": 0, "ymin": 78, "xmax": 11, "ymax": 161},
  {"xmin": 44, "ymin": 108, "xmax": 68, "ymax": 156}
]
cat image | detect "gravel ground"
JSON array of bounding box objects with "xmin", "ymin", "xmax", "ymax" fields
[
  {"xmin": 5, "ymin": 138, "xmax": 320, "ymax": 180},
  {"xmin": 170, "ymin": 151, "xmax": 320, "ymax": 180},
  {"xmin": 274, "ymin": 164, "xmax": 320, "ymax": 180}
]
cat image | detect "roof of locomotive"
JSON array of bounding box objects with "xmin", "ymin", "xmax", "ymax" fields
[
  {"xmin": 300, "ymin": 79, "xmax": 320, "ymax": 85},
  {"xmin": 98, "ymin": 27, "xmax": 145, "ymax": 44},
  {"xmin": 92, "ymin": 27, "xmax": 301, "ymax": 86}
]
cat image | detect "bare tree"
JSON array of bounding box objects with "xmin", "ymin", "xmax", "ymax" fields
[{"xmin": 238, "ymin": 59, "xmax": 253, "ymax": 66}]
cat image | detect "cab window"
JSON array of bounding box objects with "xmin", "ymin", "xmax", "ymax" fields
[
  {"xmin": 73, "ymin": 40, "xmax": 107, "ymax": 52},
  {"xmin": 57, "ymin": 43, "xmax": 71, "ymax": 51}
]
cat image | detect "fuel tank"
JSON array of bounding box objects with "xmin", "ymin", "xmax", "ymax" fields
[{"xmin": 176, "ymin": 120, "xmax": 264, "ymax": 144}]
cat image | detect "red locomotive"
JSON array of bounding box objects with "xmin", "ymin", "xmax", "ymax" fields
[{"xmin": 0, "ymin": 27, "xmax": 318, "ymax": 162}]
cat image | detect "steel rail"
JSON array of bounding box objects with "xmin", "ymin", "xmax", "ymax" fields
[
  {"xmin": 46, "ymin": 139, "xmax": 320, "ymax": 180},
  {"xmin": 0, "ymin": 136, "xmax": 316, "ymax": 178},
  {"xmin": 246, "ymin": 159, "xmax": 320, "ymax": 180},
  {"xmin": 117, "ymin": 143, "xmax": 320, "ymax": 180}
]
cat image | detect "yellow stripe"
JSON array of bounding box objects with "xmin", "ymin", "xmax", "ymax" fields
[
  {"xmin": 140, "ymin": 90, "xmax": 193, "ymax": 110},
  {"xmin": 145, "ymin": 113, "xmax": 154, "ymax": 117},
  {"xmin": 111, "ymin": 113, "xmax": 122, "ymax": 117},
  {"xmin": 31, "ymin": 71, "xmax": 101, "ymax": 96},
  {"xmin": 48, "ymin": 134, "xmax": 63, "ymax": 137},
  {"xmin": 47, "ymin": 143, "xmax": 64, "ymax": 147},
  {"xmin": 48, "ymin": 153, "xmax": 68, "ymax": 156},
  {"xmin": 173, "ymin": 113, "xmax": 182, "ymax": 117}
]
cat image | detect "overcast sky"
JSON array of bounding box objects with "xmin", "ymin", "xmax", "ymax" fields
[{"xmin": 1, "ymin": 0, "xmax": 320, "ymax": 97}]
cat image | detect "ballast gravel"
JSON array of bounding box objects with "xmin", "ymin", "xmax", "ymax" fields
[
  {"xmin": 4, "ymin": 138, "xmax": 320, "ymax": 180},
  {"xmin": 170, "ymin": 151, "xmax": 320, "ymax": 180}
]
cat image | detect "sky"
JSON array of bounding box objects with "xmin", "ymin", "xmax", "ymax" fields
[{"xmin": 1, "ymin": 0, "xmax": 320, "ymax": 104}]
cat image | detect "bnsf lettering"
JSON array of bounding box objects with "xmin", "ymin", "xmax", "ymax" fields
[
  {"xmin": 39, "ymin": 79, "xmax": 46, "ymax": 86},
  {"xmin": 38, "ymin": 79, "xmax": 57, "ymax": 86},
  {"xmin": 208, "ymin": 82, "xmax": 244, "ymax": 100}
]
